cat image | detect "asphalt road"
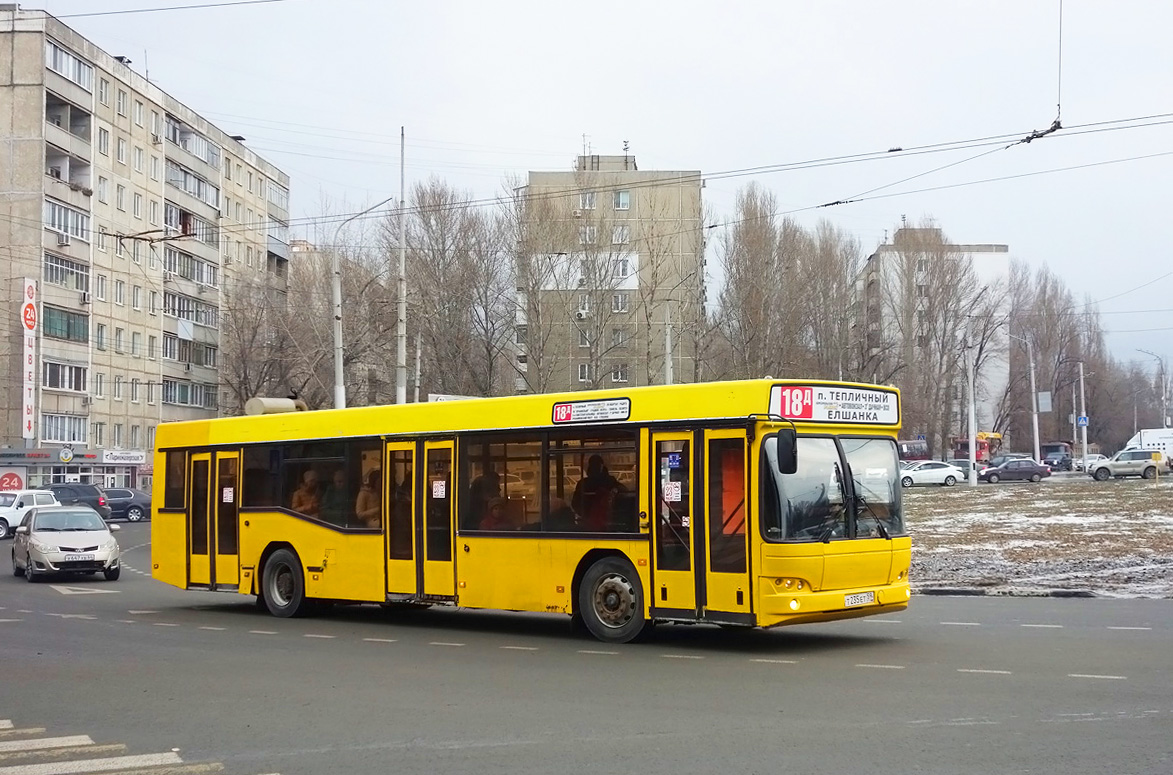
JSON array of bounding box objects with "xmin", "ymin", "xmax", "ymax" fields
[{"xmin": 1, "ymin": 523, "xmax": 1170, "ymax": 775}]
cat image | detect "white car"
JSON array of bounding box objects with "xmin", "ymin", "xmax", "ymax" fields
[
  {"xmin": 899, "ymin": 460, "xmax": 965, "ymax": 488},
  {"xmin": 1073, "ymin": 454, "xmax": 1107, "ymax": 472},
  {"xmin": 0, "ymin": 489, "xmax": 61, "ymax": 540},
  {"xmin": 11, "ymin": 505, "xmax": 121, "ymax": 582}
]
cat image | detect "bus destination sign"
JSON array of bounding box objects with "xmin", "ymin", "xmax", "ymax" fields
[
  {"xmin": 769, "ymin": 384, "xmax": 899, "ymax": 425},
  {"xmin": 552, "ymin": 397, "xmax": 632, "ymax": 424}
]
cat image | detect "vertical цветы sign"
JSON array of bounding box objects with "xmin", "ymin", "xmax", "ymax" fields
[{"xmin": 21, "ymin": 278, "xmax": 37, "ymax": 439}]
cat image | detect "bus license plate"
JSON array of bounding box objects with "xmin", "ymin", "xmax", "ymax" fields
[
  {"xmin": 64, "ymin": 554, "xmax": 94, "ymax": 562},
  {"xmin": 845, "ymin": 591, "xmax": 874, "ymax": 607}
]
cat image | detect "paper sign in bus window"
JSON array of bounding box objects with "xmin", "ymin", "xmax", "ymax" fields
[
  {"xmin": 664, "ymin": 480, "xmax": 682, "ymax": 502},
  {"xmin": 222, "ymin": 487, "xmax": 234, "ymax": 503},
  {"xmin": 432, "ymin": 479, "xmax": 446, "ymax": 499}
]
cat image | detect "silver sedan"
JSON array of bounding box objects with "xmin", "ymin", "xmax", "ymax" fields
[{"xmin": 11, "ymin": 506, "xmax": 121, "ymax": 582}]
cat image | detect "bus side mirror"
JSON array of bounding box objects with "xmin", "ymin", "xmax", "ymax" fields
[{"xmin": 776, "ymin": 429, "xmax": 798, "ymax": 475}]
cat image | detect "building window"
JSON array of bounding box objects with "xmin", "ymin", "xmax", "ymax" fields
[
  {"xmin": 45, "ymin": 41, "xmax": 93, "ymax": 91},
  {"xmin": 98, "ymin": 78, "xmax": 109, "ymax": 105},
  {"xmin": 579, "ymin": 191, "xmax": 596, "ymax": 210},
  {"xmin": 115, "ymin": 236, "xmax": 125, "ymax": 258},
  {"xmin": 578, "ymin": 226, "xmax": 597, "ymax": 245},
  {"xmin": 612, "ymin": 226, "xmax": 631, "ymax": 245},
  {"xmin": 149, "ymin": 200, "xmax": 159, "ymax": 225},
  {"xmin": 97, "ymin": 176, "xmax": 108, "ymax": 202},
  {"xmin": 130, "ymin": 425, "xmax": 141, "ymax": 449},
  {"xmin": 116, "ymin": 89, "xmax": 127, "ymax": 116},
  {"xmin": 116, "ymin": 184, "xmax": 125, "ymax": 210},
  {"xmin": 579, "ymin": 330, "xmax": 590, "ymax": 348},
  {"xmin": 147, "ymin": 383, "xmax": 156, "ymax": 404},
  {"xmin": 95, "ymin": 274, "xmax": 107, "ymax": 300},
  {"xmin": 43, "ymin": 253, "xmax": 89, "ymax": 292},
  {"xmin": 113, "ymin": 423, "xmax": 123, "ymax": 448},
  {"xmin": 578, "ymin": 293, "xmax": 590, "ymax": 312},
  {"xmin": 514, "ymin": 326, "xmax": 527, "ymax": 346},
  {"xmin": 98, "ymin": 128, "xmax": 109, "ymax": 155},
  {"xmin": 114, "ymin": 280, "xmax": 125, "ymax": 305},
  {"xmin": 611, "ymin": 292, "xmax": 629, "ymax": 313},
  {"xmin": 97, "ymin": 227, "xmax": 107, "ymax": 252},
  {"xmin": 95, "ymin": 324, "xmax": 106, "ymax": 350},
  {"xmin": 133, "ymin": 145, "xmax": 144, "ymax": 172},
  {"xmin": 130, "ymin": 378, "xmax": 140, "ymax": 402},
  {"xmin": 94, "ymin": 373, "xmax": 105, "ymax": 398},
  {"xmin": 149, "ymin": 291, "xmax": 158, "ymax": 314},
  {"xmin": 147, "ymin": 425, "xmax": 156, "ymax": 447},
  {"xmin": 133, "ymin": 100, "xmax": 143, "ymax": 126},
  {"xmin": 131, "ymin": 331, "xmax": 142, "ymax": 356},
  {"xmin": 150, "ymin": 155, "xmax": 160, "ymax": 181},
  {"xmin": 613, "ymin": 190, "xmax": 630, "ymax": 210},
  {"xmin": 133, "ymin": 193, "xmax": 142, "ymax": 218},
  {"xmin": 114, "ymin": 375, "xmax": 124, "ymax": 400},
  {"xmin": 148, "ymin": 335, "xmax": 158, "ymax": 359},
  {"xmin": 916, "ymin": 334, "xmax": 928, "ymax": 348},
  {"xmin": 165, "ymin": 160, "xmax": 220, "ymax": 207},
  {"xmin": 577, "ymin": 363, "xmax": 592, "ymax": 383},
  {"xmin": 611, "ymin": 257, "xmax": 631, "ymax": 278},
  {"xmin": 116, "ymin": 137, "xmax": 126, "ymax": 164},
  {"xmin": 92, "ymin": 422, "xmax": 105, "ymax": 447},
  {"xmin": 114, "ymin": 327, "xmax": 125, "ymax": 353},
  {"xmin": 611, "ymin": 328, "xmax": 628, "ymax": 349},
  {"xmin": 41, "ymin": 306, "xmax": 88, "ymax": 343},
  {"xmin": 916, "ymin": 284, "xmax": 927, "ymax": 298},
  {"xmin": 43, "ymin": 362, "xmax": 87, "ymax": 392},
  {"xmin": 132, "ymin": 286, "xmax": 142, "ymax": 309},
  {"xmin": 43, "ymin": 198, "xmax": 90, "ymax": 241},
  {"xmin": 42, "ymin": 414, "xmax": 87, "ymax": 444},
  {"xmin": 611, "ymin": 363, "xmax": 629, "ymax": 383}
]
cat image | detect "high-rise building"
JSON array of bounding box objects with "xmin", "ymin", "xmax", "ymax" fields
[
  {"xmin": 0, "ymin": 5, "xmax": 290, "ymax": 490},
  {"xmin": 517, "ymin": 154, "xmax": 703, "ymax": 393}
]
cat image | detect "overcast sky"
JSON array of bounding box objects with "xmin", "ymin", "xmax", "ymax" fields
[{"xmin": 42, "ymin": 0, "xmax": 1173, "ymax": 375}]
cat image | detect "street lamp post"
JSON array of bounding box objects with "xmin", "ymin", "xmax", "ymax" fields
[
  {"xmin": 1137, "ymin": 349, "xmax": 1169, "ymax": 428},
  {"xmin": 965, "ymin": 339, "xmax": 978, "ymax": 486},
  {"xmin": 1009, "ymin": 333, "xmax": 1041, "ymax": 463},
  {"xmin": 1079, "ymin": 361, "xmax": 1088, "ymax": 470}
]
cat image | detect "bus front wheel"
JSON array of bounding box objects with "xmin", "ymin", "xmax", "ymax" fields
[
  {"xmin": 579, "ymin": 557, "xmax": 647, "ymax": 644},
  {"xmin": 262, "ymin": 548, "xmax": 310, "ymax": 618}
]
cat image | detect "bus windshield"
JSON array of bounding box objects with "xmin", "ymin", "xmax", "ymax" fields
[{"xmin": 763, "ymin": 435, "xmax": 903, "ymax": 541}]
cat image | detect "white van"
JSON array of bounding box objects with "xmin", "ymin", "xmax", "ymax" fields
[
  {"xmin": 0, "ymin": 490, "xmax": 61, "ymax": 539},
  {"xmin": 1124, "ymin": 428, "xmax": 1173, "ymax": 470}
]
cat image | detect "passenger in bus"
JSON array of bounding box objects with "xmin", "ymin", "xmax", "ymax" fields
[
  {"xmin": 320, "ymin": 469, "xmax": 351, "ymax": 525},
  {"xmin": 572, "ymin": 454, "xmax": 626, "ymax": 531},
  {"xmin": 355, "ymin": 469, "xmax": 382, "ymax": 528},
  {"xmin": 479, "ymin": 497, "xmax": 511, "ymax": 530},
  {"xmin": 290, "ymin": 469, "xmax": 321, "ymax": 516},
  {"xmin": 468, "ymin": 465, "xmax": 501, "ymax": 526}
]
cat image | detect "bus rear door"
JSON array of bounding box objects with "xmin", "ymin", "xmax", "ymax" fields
[
  {"xmin": 385, "ymin": 442, "xmax": 415, "ymax": 597},
  {"xmin": 187, "ymin": 450, "xmax": 240, "ymax": 590},
  {"xmin": 421, "ymin": 440, "xmax": 455, "ymax": 598}
]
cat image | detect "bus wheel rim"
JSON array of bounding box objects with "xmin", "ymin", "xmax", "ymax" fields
[
  {"xmin": 271, "ymin": 563, "xmax": 294, "ymax": 607},
  {"xmin": 592, "ymin": 573, "xmax": 636, "ymax": 628}
]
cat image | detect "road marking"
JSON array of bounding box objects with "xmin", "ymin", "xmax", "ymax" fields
[
  {"xmin": 1068, "ymin": 673, "xmax": 1127, "ymax": 680},
  {"xmin": 1107, "ymin": 626, "xmax": 1151, "ymax": 631},
  {"xmin": 47, "ymin": 585, "xmax": 120, "ymax": 595},
  {"xmin": 152, "ymin": 623, "xmax": 180, "ymax": 627},
  {"xmin": 0, "ymin": 744, "xmax": 126, "ymax": 764},
  {"xmin": 500, "ymin": 646, "xmax": 538, "ymax": 651},
  {"xmin": 856, "ymin": 664, "xmax": 905, "ymax": 669},
  {"xmin": 0, "ymin": 732, "xmax": 46, "ymax": 742},
  {"xmin": 198, "ymin": 626, "xmax": 226, "ymax": 631},
  {"xmin": 0, "ymin": 751, "xmax": 184, "ymax": 774},
  {"xmin": 17, "ymin": 611, "xmax": 32, "ymax": 614},
  {"xmin": 362, "ymin": 638, "xmax": 397, "ymax": 643},
  {"xmin": 865, "ymin": 619, "xmax": 901, "ymax": 624},
  {"xmin": 578, "ymin": 649, "xmax": 618, "ymax": 655},
  {"xmin": 249, "ymin": 630, "xmax": 277, "ymax": 635},
  {"xmin": 303, "ymin": 634, "xmax": 335, "ymax": 639},
  {"xmin": 942, "ymin": 621, "xmax": 981, "ymax": 626},
  {"xmin": 0, "ymin": 738, "xmax": 92, "ymax": 753},
  {"xmin": 661, "ymin": 654, "xmax": 704, "ymax": 660},
  {"xmin": 44, "ymin": 614, "xmax": 96, "ymax": 620},
  {"xmin": 958, "ymin": 668, "xmax": 1012, "ymax": 675},
  {"xmin": 429, "ymin": 641, "xmax": 465, "ymax": 647},
  {"xmin": 0, "ymin": 620, "xmax": 22, "ymax": 624},
  {"xmin": 1021, "ymin": 624, "xmax": 1063, "ymax": 629},
  {"xmin": 127, "ymin": 610, "xmax": 158, "ymax": 615},
  {"xmin": 0, "ymin": 724, "xmax": 9, "ymax": 731},
  {"xmin": 749, "ymin": 658, "xmax": 798, "ymax": 664}
]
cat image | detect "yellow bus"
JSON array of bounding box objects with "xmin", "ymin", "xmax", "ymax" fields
[{"xmin": 151, "ymin": 379, "xmax": 910, "ymax": 643}]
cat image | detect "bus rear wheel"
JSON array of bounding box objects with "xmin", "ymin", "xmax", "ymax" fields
[
  {"xmin": 579, "ymin": 557, "xmax": 646, "ymax": 644},
  {"xmin": 262, "ymin": 548, "xmax": 310, "ymax": 618}
]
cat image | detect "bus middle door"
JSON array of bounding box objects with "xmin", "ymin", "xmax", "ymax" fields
[
  {"xmin": 187, "ymin": 450, "xmax": 240, "ymax": 590},
  {"xmin": 650, "ymin": 432, "xmax": 697, "ymax": 616}
]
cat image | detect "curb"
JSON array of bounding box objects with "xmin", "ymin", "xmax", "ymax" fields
[{"xmin": 914, "ymin": 587, "xmax": 1097, "ymax": 598}]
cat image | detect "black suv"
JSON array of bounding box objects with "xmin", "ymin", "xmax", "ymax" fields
[
  {"xmin": 103, "ymin": 487, "xmax": 152, "ymax": 521},
  {"xmin": 38, "ymin": 483, "xmax": 112, "ymax": 520}
]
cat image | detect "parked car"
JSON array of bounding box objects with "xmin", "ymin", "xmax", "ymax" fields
[
  {"xmin": 103, "ymin": 488, "xmax": 152, "ymax": 521},
  {"xmin": 0, "ymin": 490, "xmax": 61, "ymax": 540},
  {"xmin": 981, "ymin": 452, "xmax": 1033, "ymax": 472},
  {"xmin": 1087, "ymin": 449, "xmax": 1161, "ymax": 481},
  {"xmin": 37, "ymin": 483, "xmax": 112, "ymax": 520},
  {"xmin": 1042, "ymin": 452, "xmax": 1073, "ymax": 472},
  {"xmin": 11, "ymin": 505, "xmax": 121, "ymax": 581},
  {"xmin": 978, "ymin": 458, "xmax": 1052, "ymax": 483},
  {"xmin": 946, "ymin": 459, "xmax": 975, "ymax": 478},
  {"xmin": 899, "ymin": 460, "xmax": 965, "ymax": 488},
  {"xmin": 1073, "ymin": 453, "xmax": 1108, "ymax": 472}
]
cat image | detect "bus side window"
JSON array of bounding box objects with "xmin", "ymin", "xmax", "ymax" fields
[{"xmin": 164, "ymin": 451, "xmax": 186, "ymax": 508}]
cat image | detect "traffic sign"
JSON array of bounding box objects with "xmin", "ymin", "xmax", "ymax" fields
[{"xmin": 1077, "ymin": 415, "xmax": 1089, "ymax": 427}]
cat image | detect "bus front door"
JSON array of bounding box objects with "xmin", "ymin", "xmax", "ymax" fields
[
  {"xmin": 385, "ymin": 442, "xmax": 416, "ymax": 597},
  {"xmin": 650, "ymin": 432, "xmax": 697, "ymax": 615},
  {"xmin": 701, "ymin": 430, "xmax": 752, "ymax": 621},
  {"xmin": 187, "ymin": 451, "xmax": 240, "ymax": 590},
  {"xmin": 420, "ymin": 440, "xmax": 456, "ymax": 599}
]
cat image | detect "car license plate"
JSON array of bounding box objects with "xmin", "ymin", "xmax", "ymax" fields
[
  {"xmin": 845, "ymin": 591, "xmax": 875, "ymax": 607},
  {"xmin": 64, "ymin": 553, "xmax": 94, "ymax": 562}
]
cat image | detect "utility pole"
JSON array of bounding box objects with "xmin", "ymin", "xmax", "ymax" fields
[
  {"xmin": 664, "ymin": 304, "xmax": 673, "ymax": 385},
  {"xmin": 396, "ymin": 126, "xmax": 408, "ymax": 405},
  {"xmin": 1009, "ymin": 333, "xmax": 1041, "ymax": 462},
  {"xmin": 1079, "ymin": 361, "xmax": 1088, "ymax": 469},
  {"xmin": 966, "ymin": 340, "xmax": 977, "ymax": 486},
  {"xmin": 1138, "ymin": 349, "xmax": 1168, "ymax": 427}
]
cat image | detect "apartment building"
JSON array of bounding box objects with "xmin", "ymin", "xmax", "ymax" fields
[
  {"xmin": 0, "ymin": 5, "xmax": 290, "ymax": 490},
  {"xmin": 517, "ymin": 154, "xmax": 703, "ymax": 393}
]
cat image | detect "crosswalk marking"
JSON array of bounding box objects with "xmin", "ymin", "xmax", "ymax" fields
[
  {"xmin": 0, "ymin": 745, "xmax": 126, "ymax": 764},
  {"xmin": 47, "ymin": 586, "xmax": 121, "ymax": 596},
  {"xmin": 0, "ymin": 739, "xmax": 92, "ymax": 754},
  {"xmin": 0, "ymin": 734, "xmax": 48, "ymax": 745},
  {"xmin": 0, "ymin": 725, "xmax": 10, "ymax": 732},
  {"xmin": 0, "ymin": 751, "xmax": 182, "ymax": 774}
]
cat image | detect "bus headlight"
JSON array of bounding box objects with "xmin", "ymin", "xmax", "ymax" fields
[
  {"xmin": 789, "ymin": 599, "xmax": 800, "ymax": 610},
  {"xmin": 778, "ymin": 578, "xmax": 806, "ymax": 591}
]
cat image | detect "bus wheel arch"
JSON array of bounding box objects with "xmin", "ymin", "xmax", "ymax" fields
[
  {"xmin": 573, "ymin": 551, "xmax": 648, "ymax": 644},
  {"xmin": 260, "ymin": 544, "xmax": 310, "ymax": 618}
]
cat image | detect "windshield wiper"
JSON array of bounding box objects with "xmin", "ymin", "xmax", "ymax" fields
[
  {"xmin": 37, "ymin": 526, "xmax": 63, "ymax": 531},
  {"xmin": 854, "ymin": 492, "xmax": 890, "ymax": 539}
]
